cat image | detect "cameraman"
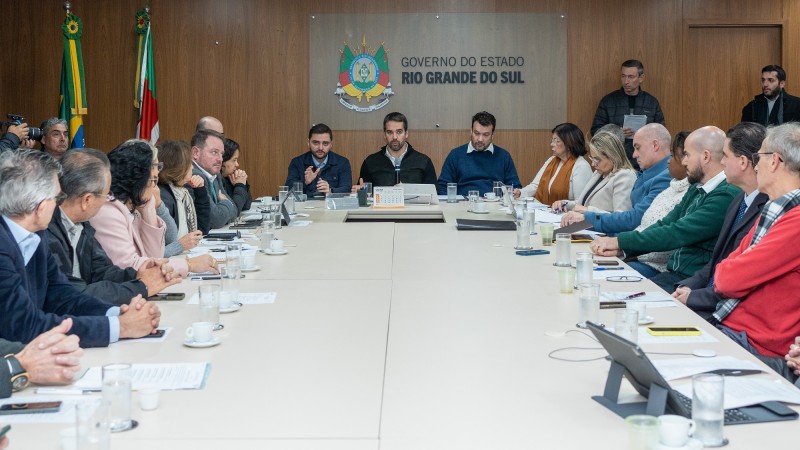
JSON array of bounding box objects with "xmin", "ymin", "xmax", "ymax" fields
[{"xmin": 0, "ymin": 121, "xmax": 36, "ymax": 152}]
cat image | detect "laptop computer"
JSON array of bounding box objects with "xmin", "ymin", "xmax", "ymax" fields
[{"xmin": 586, "ymin": 321, "xmax": 798, "ymax": 425}]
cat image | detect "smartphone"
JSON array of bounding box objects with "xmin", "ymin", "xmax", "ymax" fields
[
  {"xmin": 515, "ymin": 250, "xmax": 550, "ymax": 256},
  {"xmin": 596, "ymin": 260, "xmax": 620, "ymax": 266},
  {"xmin": 646, "ymin": 326, "xmax": 701, "ymax": 336},
  {"xmin": 120, "ymin": 329, "xmax": 165, "ymax": 340},
  {"xmin": 0, "ymin": 401, "xmax": 62, "ymax": 415},
  {"xmin": 0, "ymin": 425, "xmax": 10, "ymax": 439},
  {"xmin": 148, "ymin": 293, "xmax": 186, "ymax": 301}
]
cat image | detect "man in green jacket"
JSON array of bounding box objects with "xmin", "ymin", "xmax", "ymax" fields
[{"xmin": 591, "ymin": 126, "xmax": 741, "ymax": 291}]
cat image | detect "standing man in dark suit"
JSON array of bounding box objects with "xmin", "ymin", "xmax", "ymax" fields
[
  {"xmin": 672, "ymin": 122, "xmax": 768, "ymax": 320},
  {"xmin": 741, "ymin": 65, "xmax": 800, "ymax": 126},
  {"xmin": 0, "ymin": 150, "xmax": 161, "ymax": 348}
]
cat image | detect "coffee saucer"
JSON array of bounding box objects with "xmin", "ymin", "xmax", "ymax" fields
[
  {"xmin": 482, "ymin": 197, "xmax": 501, "ymax": 202},
  {"xmin": 638, "ymin": 315, "xmax": 655, "ymax": 325},
  {"xmin": 471, "ymin": 210, "xmax": 490, "ymax": 214},
  {"xmin": 220, "ymin": 303, "xmax": 242, "ymax": 314},
  {"xmin": 241, "ymin": 265, "xmax": 261, "ymax": 272},
  {"xmin": 657, "ymin": 438, "xmax": 704, "ymax": 450},
  {"xmin": 262, "ymin": 249, "xmax": 288, "ymax": 256},
  {"xmin": 183, "ymin": 337, "xmax": 221, "ymax": 348}
]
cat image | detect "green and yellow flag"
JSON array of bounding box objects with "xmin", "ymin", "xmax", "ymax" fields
[{"xmin": 59, "ymin": 12, "xmax": 87, "ymax": 148}]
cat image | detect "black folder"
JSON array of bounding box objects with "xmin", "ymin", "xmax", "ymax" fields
[{"xmin": 455, "ymin": 219, "xmax": 517, "ymax": 231}]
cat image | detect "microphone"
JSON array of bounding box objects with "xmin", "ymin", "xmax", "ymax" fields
[{"xmin": 395, "ymin": 162, "xmax": 401, "ymax": 184}]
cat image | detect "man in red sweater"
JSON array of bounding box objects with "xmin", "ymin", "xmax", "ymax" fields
[{"xmin": 714, "ymin": 122, "xmax": 800, "ymax": 383}]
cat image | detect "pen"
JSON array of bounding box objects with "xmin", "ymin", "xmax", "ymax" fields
[
  {"xmin": 561, "ymin": 201, "xmax": 567, "ymax": 213},
  {"xmin": 594, "ymin": 267, "xmax": 624, "ymax": 271},
  {"xmin": 35, "ymin": 388, "xmax": 95, "ymax": 395},
  {"xmin": 600, "ymin": 301, "xmax": 627, "ymax": 309},
  {"xmin": 190, "ymin": 275, "xmax": 222, "ymax": 281},
  {"xmin": 623, "ymin": 292, "xmax": 646, "ymax": 299}
]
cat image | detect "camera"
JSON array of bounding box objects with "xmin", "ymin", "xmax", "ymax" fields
[{"xmin": 2, "ymin": 114, "xmax": 44, "ymax": 141}]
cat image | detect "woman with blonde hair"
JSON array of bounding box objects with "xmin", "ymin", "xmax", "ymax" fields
[{"xmin": 557, "ymin": 131, "xmax": 637, "ymax": 226}]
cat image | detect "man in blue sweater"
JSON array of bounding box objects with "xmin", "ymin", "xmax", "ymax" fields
[
  {"xmin": 562, "ymin": 123, "xmax": 672, "ymax": 234},
  {"xmin": 437, "ymin": 111, "xmax": 521, "ymax": 196}
]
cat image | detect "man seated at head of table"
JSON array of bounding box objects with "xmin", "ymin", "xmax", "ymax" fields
[
  {"xmin": 671, "ymin": 122, "xmax": 769, "ymax": 320},
  {"xmin": 89, "ymin": 140, "xmax": 218, "ymax": 278},
  {"xmin": 190, "ymin": 129, "xmax": 238, "ymax": 229},
  {"xmin": 47, "ymin": 148, "xmax": 180, "ymax": 305},
  {"xmin": 0, "ymin": 149, "xmax": 161, "ymax": 347},
  {"xmin": 559, "ymin": 123, "xmax": 673, "ymax": 235},
  {"xmin": 553, "ymin": 130, "xmax": 636, "ymax": 219},
  {"xmin": 437, "ymin": 111, "xmax": 521, "ymax": 196},
  {"xmin": 513, "ymin": 122, "xmax": 591, "ymax": 204},
  {"xmin": 286, "ymin": 123, "xmax": 352, "ymax": 196},
  {"xmin": 710, "ymin": 122, "xmax": 800, "ymax": 382},
  {"xmin": 590, "ymin": 126, "xmax": 740, "ymax": 291},
  {"xmin": 352, "ymin": 112, "xmax": 437, "ymax": 189},
  {"xmin": 0, "ymin": 319, "xmax": 83, "ymax": 399}
]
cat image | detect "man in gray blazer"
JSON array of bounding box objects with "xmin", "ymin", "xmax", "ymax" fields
[
  {"xmin": 190, "ymin": 129, "xmax": 238, "ymax": 230},
  {"xmin": 672, "ymin": 122, "xmax": 769, "ymax": 320}
]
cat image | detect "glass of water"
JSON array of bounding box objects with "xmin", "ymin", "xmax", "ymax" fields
[
  {"xmin": 198, "ymin": 284, "xmax": 221, "ymax": 329},
  {"xmin": 554, "ymin": 233, "xmax": 572, "ymax": 267},
  {"xmin": 577, "ymin": 283, "xmax": 600, "ymax": 328},
  {"xmin": 102, "ymin": 363, "xmax": 133, "ymax": 432},
  {"xmin": 76, "ymin": 398, "xmax": 111, "ymax": 449},
  {"xmin": 467, "ymin": 190, "xmax": 479, "ymax": 211},
  {"xmin": 614, "ymin": 309, "xmax": 639, "ymax": 343},
  {"xmin": 515, "ymin": 219, "xmax": 531, "ymax": 249},
  {"xmin": 692, "ymin": 373, "xmax": 726, "ymax": 446},
  {"xmin": 447, "ymin": 183, "xmax": 458, "ymax": 203},
  {"xmin": 492, "ymin": 181, "xmax": 504, "ymax": 200},
  {"xmin": 575, "ymin": 251, "xmax": 594, "ymax": 286}
]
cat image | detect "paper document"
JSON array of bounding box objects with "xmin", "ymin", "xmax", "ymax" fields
[
  {"xmin": 535, "ymin": 210, "xmax": 563, "ymax": 223},
  {"xmin": 74, "ymin": 362, "xmax": 210, "ymax": 391},
  {"xmin": 188, "ymin": 292, "xmax": 276, "ymax": 305},
  {"xmin": 623, "ymin": 114, "xmax": 647, "ymax": 134},
  {"xmin": 653, "ymin": 356, "xmax": 763, "ymax": 381},
  {"xmin": 289, "ymin": 220, "xmax": 312, "ymax": 227},
  {"xmin": 673, "ymin": 377, "xmax": 800, "ymax": 410},
  {"xmin": 601, "ymin": 291, "xmax": 677, "ymax": 309}
]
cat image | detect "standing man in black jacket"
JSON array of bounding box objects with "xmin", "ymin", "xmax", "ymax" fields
[
  {"xmin": 353, "ymin": 111, "xmax": 437, "ymax": 189},
  {"xmin": 741, "ymin": 65, "xmax": 800, "ymax": 126},
  {"xmin": 591, "ymin": 60, "xmax": 665, "ymax": 171},
  {"xmin": 46, "ymin": 148, "xmax": 179, "ymax": 305}
]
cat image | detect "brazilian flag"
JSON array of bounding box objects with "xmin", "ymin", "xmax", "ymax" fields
[{"xmin": 59, "ymin": 12, "xmax": 87, "ymax": 148}]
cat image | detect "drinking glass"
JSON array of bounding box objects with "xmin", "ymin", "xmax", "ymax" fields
[
  {"xmin": 577, "ymin": 283, "xmax": 600, "ymax": 328},
  {"xmin": 198, "ymin": 284, "xmax": 221, "ymax": 329},
  {"xmin": 554, "ymin": 233, "xmax": 572, "ymax": 266},
  {"xmin": 102, "ymin": 363, "xmax": 133, "ymax": 432},
  {"xmin": 468, "ymin": 190, "xmax": 479, "ymax": 211},
  {"xmin": 692, "ymin": 373, "xmax": 726, "ymax": 446},
  {"xmin": 614, "ymin": 309, "xmax": 639, "ymax": 343},
  {"xmin": 447, "ymin": 183, "xmax": 458, "ymax": 203},
  {"xmin": 515, "ymin": 219, "xmax": 531, "ymax": 249},
  {"xmin": 576, "ymin": 251, "xmax": 594, "ymax": 286},
  {"xmin": 76, "ymin": 399, "xmax": 111, "ymax": 449}
]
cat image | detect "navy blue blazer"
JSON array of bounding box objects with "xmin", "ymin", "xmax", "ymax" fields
[
  {"xmin": 0, "ymin": 218, "xmax": 112, "ymax": 347},
  {"xmin": 285, "ymin": 151, "xmax": 352, "ymax": 195}
]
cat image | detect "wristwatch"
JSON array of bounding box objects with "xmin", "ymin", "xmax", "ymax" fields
[{"xmin": 4, "ymin": 355, "xmax": 29, "ymax": 392}]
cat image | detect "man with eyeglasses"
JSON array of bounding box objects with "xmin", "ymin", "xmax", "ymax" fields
[
  {"xmin": 671, "ymin": 123, "xmax": 769, "ymax": 321},
  {"xmin": 0, "ymin": 149, "xmax": 162, "ymax": 348},
  {"xmin": 710, "ymin": 122, "xmax": 800, "ymax": 385},
  {"xmin": 437, "ymin": 111, "xmax": 521, "ymax": 196},
  {"xmin": 591, "ymin": 60, "xmax": 665, "ymax": 171},
  {"xmin": 190, "ymin": 129, "xmax": 237, "ymax": 230},
  {"xmin": 47, "ymin": 149, "xmax": 180, "ymax": 305},
  {"xmin": 590, "ymin": 126, "xmax": 740, "ymax": 291}
]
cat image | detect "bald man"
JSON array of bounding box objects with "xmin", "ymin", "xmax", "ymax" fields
[
  {"xmin": 590, "ymin": 126, "xmax": 741, "ymax": 291},
  {"xmin": 196, "ymin": 116, "xmax": 224, "ymax": 134}
]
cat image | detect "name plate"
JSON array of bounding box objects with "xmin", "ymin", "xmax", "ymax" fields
[
  {"xmin": 373, "ymin": 187, "xmax": 405, "ymax": 208},
  {"xmin": 325, "ymin": 194, "xmax": 360, "ymax": 210}
]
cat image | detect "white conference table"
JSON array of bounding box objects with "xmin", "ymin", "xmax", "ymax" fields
[{"xmin": 9, "ymin": 199, "xmax": 799, "ymax": 449}]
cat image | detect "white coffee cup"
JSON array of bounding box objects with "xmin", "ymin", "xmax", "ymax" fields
[
  {"xmin": 138, "ymin": 387, "xmax": 160, "ymax": 411},
  {"xmin": 218, "ymin": 291, "xmax": 234, "ymax": 309},
  {"xmin": 628, "ymin": 302, "xmax": 647, "ymax": 322},
  {"xmin": 474, "ymin": 201, "xmax": 489, "ymax": 213},
  {"xmin": 484, "ymin": 192, "xmax": 497, "ymax": 201},
  {"xmin": 185, "ymin": 322, "xmax": 214, "ymax": 343},
  {"xmin": 270, "ymin": 239, "xmax": 285, "ymax": 252},
  {"xmin": 658, "ymin": 414, "xmax": 696, "ymax": 447},
  {"xmin": 241, "ymin": 250, "xmax": 257, "ymax": 269}
]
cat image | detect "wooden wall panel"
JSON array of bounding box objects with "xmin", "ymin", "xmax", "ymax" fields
[
  {"xmin": 1, "ymin": 0, "xmax": 796, "ymax": 198},
  {"xmin": 683, "ymin": 26, "xmax": 782, "ymax": 131}
]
